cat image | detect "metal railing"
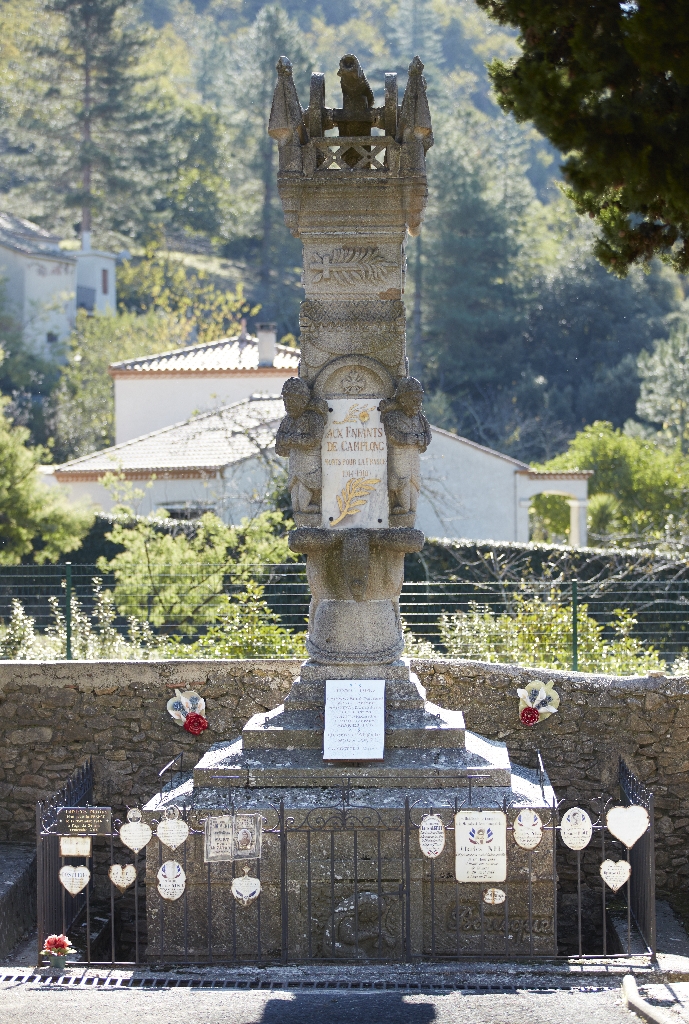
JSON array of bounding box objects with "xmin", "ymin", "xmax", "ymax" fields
[
  {"xmin": 620, "ymin": 758, "xmax": 656, "ymax": 958},
  {"xmin": 3, "ymin": 565, "xmax": 689, "ymax": 669},
  {"xmin": 36, "ymin": 760, "xmax": 94, "ymax": 963}
]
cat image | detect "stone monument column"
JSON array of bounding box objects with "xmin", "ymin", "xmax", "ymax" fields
[{"xmin": 270, "ymin": 53, "xmax": 434, "ymax": 683}]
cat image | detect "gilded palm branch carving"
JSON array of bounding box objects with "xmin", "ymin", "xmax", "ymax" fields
[{"xmin": 330, "ymin": 476, "xmax": 381, "ymax": 526}]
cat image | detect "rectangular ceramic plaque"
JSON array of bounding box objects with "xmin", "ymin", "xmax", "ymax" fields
[
  {"xmin": 55, "ymin": 807, "xmax": 112, "ymax": 836},
  {"xmin": 204, "ymin": 814, "xmax": 234, "ymax": 863},
  {"xmin": 454, "ymin": 809, "xmax": 507, "ymax": 883},
  {"xmin": 59, "ymin": 835, "xmax": 92, "ymax": 857},
  {"xmin": 323, "ymin": 679, "xmax": 385, "ymax": 761},
  {"xmin": 321, "ymin": 399, "xmax": 388, "ymax": 529},
  {"xmin": 232, "ymin": 813, "xmax": 263, "ymax": 861}
]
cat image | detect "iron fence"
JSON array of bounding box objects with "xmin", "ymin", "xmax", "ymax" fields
[
  {"xmin": 36, "ymin": 760, "xmax": 93, "ymax": 964},
  {"xmin": 4, "ymin": 564, "xmax": 689, "ymax": 668},
  {"xmin": 36, "ymin": 762, "xmax": 657, "ymax": 966}
]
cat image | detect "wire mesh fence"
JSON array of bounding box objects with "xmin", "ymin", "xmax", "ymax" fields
[{"xmin": 2, "ymin": 562, "xmax": 689, "ymax": 671}]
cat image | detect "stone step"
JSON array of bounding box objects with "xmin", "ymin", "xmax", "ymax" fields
[
  {"xmin": 242, "ymin": 702, "xmax": 465, "ymax": 751},
  {"xmin": 193, "ymin": 731, "xmax": 510, "ymax": 790},
  {"xmin": 284, "ymin": 671, "xmax": 427, "ymax": 711}
]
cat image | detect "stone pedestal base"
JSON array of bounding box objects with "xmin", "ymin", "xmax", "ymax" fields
[{"xmin": 143, "ymin": 663, "xmax": 557, "ymax": 961}]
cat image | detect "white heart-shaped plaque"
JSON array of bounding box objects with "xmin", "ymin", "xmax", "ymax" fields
[
  {"xmin": 231, "ymin": 874, "xmax": 261, "ymax": 907},
  {"xmin": 157, "ymin": 860, "xmax": 186, "ymax": 901},
  {"xmin": 483, "ymin": 888, "xmax": 506, "ymax": 905},
  {"xmin": 59, "ymin": 864, "xmax": 90, "ymax": 895},
  {"xmin": 120, "ymin": 821, "xmax": 152, "ymax": 854},
  {"xmin": 606, "ymin": 805, "xmax": 649, "ymax": 849},
  {"xmin": 513, "ymin": 810, "xmax": 543, "ymax": 850},
  {"xmin": 600, "ymin": 858, "xmax": 631, "ymax": 892},
  {"xmin": 419, "ymin": 814, "xmax": 445, "ymax": 858},
  {"xmin": 109, "ymin": 864, "xmax": 137, "ymax": 892},
  {"xmin": 560, "ymin": 807, "xmax": 593, "ymax": 851},
  {"xmin": 156, "ymin": 818, "xmax": 189, "ymax": 851}
]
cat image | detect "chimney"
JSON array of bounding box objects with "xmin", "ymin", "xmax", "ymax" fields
[{"xmin": 257, "ymin": 322, "xmax": 277, "ymax": 366}]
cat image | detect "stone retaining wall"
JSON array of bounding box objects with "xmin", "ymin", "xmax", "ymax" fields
[{"xmin": 0, "ymin": 658, "xmax": 686, "ymax": 894}]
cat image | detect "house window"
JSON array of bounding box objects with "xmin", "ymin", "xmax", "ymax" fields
[
  {"xmin": 77, "ymin": 285, "xmax": 96, "ymax": 311},
  {"xmin": 102, "ymin": 268, "xmax": 108, "ymax": 294},
  {"xmin": 46, "ymin": 332, "xmax": 58, "ymax": 344}
]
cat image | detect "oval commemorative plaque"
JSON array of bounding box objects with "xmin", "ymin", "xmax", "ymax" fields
[
  {"xmin": 560, "ymin": 807, "xmax": 593, "ymax": 851},
  {"xmin": 512, "ymin": 810, "xmax": 543, "ymax": 850},
  {"xmin": 419, "ymin": 814, "xmax": 445, "ymax": 858}
]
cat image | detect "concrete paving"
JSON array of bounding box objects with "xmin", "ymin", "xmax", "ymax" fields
[{"xmin": 0, "ymin": 984, "xmax": 640, "ymax": 1024}]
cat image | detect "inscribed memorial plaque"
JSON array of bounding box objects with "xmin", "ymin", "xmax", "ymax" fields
[
  {"xmin": 204, "ymin": 814, "xmax": 234, "ymax": 863},
  {"xmin": 323, "ymin": 679, "xmax": 385, "ymax": 760},
  {"xmin": 55, "ymin": 807, "xmax": 111, "ymax": 836},
  {"xmin": 59, "ymin": 835, "xmax": 92, "ymax": 857},
  {"xmin": 321, "ymin": 400, "xmax": 388, "ymax": 529},
  {"xmin": 454, "ymin": 810, "xmax": 507, "ymax": 883},
  {"xmin": 560, "ymin": 807, "xmax": 593, "ymax": 851}
]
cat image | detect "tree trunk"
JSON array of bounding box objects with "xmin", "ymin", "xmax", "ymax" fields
[{"xmin": 82, "ymin": 59, "xmax": 92, "ymax": 244}]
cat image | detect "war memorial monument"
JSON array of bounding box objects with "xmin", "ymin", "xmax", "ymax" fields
[{"xmin": 143, "ymin": 53, "xmax": 557, "ymax": 961}]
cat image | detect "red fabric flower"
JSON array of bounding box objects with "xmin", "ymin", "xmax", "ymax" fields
[
  {"xmin": 183, "ymin": 712, "xmax": 208, "ymax": 735},
  {"xmin": 43, "ymin": 934, "xmax": 71, "ymax": 954},
  {"xmin": 520, "ymin": 706, "xmax": 540, "ymax": 727}
]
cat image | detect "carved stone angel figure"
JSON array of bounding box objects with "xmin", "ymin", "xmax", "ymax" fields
[
  {"xmin": 275, "ymin": 377, "xmax": 328, "ymax": 526},
  {"xmin": 379, "ymin": 377, "xmax": 432, "ymax": 527}
]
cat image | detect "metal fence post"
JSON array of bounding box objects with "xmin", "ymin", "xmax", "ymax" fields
[
  {"xmin": 571, "ymin": 579, "xmax": 578, "ymax": 671},
  {"xmin": 65, "ymin": 562, "xmax": 72, "ymax": 660}
]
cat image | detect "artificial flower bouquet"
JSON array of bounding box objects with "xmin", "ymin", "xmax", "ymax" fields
[{"xmin": 41, "ymin": 933, "xmax": 75, "ymax": 967}]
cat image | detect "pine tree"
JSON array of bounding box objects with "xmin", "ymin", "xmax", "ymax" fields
[
  {"xmin": 476, "ymin": 0, "xmax": 689, "ymax": 275},
  {"xmin": 6, "ymin": 0, "xmax": 176, "ymax": 243}
]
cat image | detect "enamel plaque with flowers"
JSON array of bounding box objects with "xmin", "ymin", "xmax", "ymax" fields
[
  {"xmin": 517, "ymin": 680, "xmax": 560, "ymax": 727},
  {"xmin": 167, "ymin": 688, "xmax": 209, "ymax": 735}
]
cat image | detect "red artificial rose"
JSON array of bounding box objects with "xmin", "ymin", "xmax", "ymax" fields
[
  {"xmin": 520, "ymin": 706, "xmax": 540, "ymax": 727},
  {"xmin": 184, "ymin": 712, "xmax": 208, "ymax": 735},
  {"xmin": 44, "ymin": 933, "xmax": 71, "ymax": 953}
]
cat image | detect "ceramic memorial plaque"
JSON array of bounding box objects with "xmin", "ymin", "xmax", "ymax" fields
[
  {"xmin": 204, "ymin": 814, "xmax": 234, "ymax": 863},
  {"xmin": 109, "ymin": 864, "xmax": 137, "ymax": 892},
  {"xmin": 560, "ymin": 807, "xmax": 593, "ymax": 851},
  {"xmin": 60, "ymin": 835, "xmax": 92, "ymax": 857},
  {"xmin": 512, "ymin": 810, "xmax": 543, "ymax": 850},
  {"xmin": 231, "ymin": 869, "xmax": 261, "ymax": 907},
  {"xmin": 156, "ymin": 807, "xmax": 189, "ymax": 851},
  {"xmin": 233, "ymin": 812, "xmax": 262, "ymax": 861},
  {"xmin": 455, "ymin": 810, "xmax": 507, "ymax": 883},
  {"xmin": 419, "ymin": 814, "xmax": 445, "ymax": 858},
  {"xmin": 606, "ymin": 805, "xmax": 649, "ymax": 849},
  {"xmin": 323, "ymin": 679, "xmax": 385, "ymax": 760},
  {"xmin": 119, "ymin": 807, "xmax": 152, "ymax": 854},
  {"xmin": 321, "ymin": 400, "xmax": 388, "ymax": 529},
  {"xmin": 483, "ymin": 888, "xmax": 506, "ymax": 905},
  {"xmin": 157, "ymin": 860, "xmax": 186, "ymax": 901},
  {"xmin": 600, "ymin": 858, "xmax": 631, "ymax": 892},
  {"xmin": 59, "ymin": 864, "xmax": 90, "ymax": 895}
]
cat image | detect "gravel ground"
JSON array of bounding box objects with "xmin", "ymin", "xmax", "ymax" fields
[{"xmin": 0, "ymin": 986, "xmax": 640, "ymax": 1024}]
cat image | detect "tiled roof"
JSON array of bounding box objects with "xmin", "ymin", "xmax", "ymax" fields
[
  {"xmin": 109, "ymin": 336, "xmax": 300, "ymax": 376},
  {"xmin": 54, "ymin": 397, "xmax": 284, "ymax": 480},
  {"xmin": 0, "ymin": 212, "xmax": 74, "ymax": 260}
]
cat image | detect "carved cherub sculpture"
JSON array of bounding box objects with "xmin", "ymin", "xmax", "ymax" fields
[
  {"xmin": 275, "ymin": 378, "xmax": 328, "ymax": 526},
  {"xmin": 379, "ymin": 378, "xmax": 432, "ymax": 527}
]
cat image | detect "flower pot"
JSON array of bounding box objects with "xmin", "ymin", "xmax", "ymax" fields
[{"xmin": 45, "ymin": 953, "xmax": 68, "ymax": 970}]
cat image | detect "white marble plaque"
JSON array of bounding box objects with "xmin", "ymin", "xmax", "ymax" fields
[
  {"xmin": 454, "ymin": 810, "xmax": 507, "ymax": 883},
  {"xmin": 419, "ymin": 815, "xmax": 446, "ymax": 858},
  {"xmin": 606, "ymin": 805, "xmax": 649, "ymax": 849},
  {"xmin": 512, "ymin": 810, "xmax": 543, "ymax": 850},
  {"xmin": 323, "ymin": 679, "xmax": 385, "ymax": 760},
  {"xmin": 322, "ymin": 399, "xmax": 388, "ymax": 529}
]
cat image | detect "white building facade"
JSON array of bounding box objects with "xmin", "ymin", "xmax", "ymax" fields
[{"xmin": 109, "ymin": 328, "xmax": 300, "ymax": 444}]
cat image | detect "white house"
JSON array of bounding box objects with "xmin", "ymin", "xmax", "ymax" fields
[
  {"xmin": 73, "ymin": 239, "xmax": 117, "ymax": 315},
  {"xmin": 0, "ymin": 212, "xmax": 76, "ymax": 354},
  {"xmin": 419, "ymin": 428, "xmax": 592, "ymax": 546},
  {"xmin": 52, "ymin": 396, "xmax": 285, "ymax": 522},
  {"xmin": 109, "ymin": 324, "xmax": 300, "ymax": 444},
  {"xmin": 51, "ymin": 393, "xmax": 592, "ymax": 544}
]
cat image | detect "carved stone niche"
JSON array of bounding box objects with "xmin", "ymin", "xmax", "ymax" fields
[
  {"xmin": 313, "ymin": 356, "xmax": 394, "ymax": 400},
  {"xmin": 289, "ymin": 526, "xmax": 423, "ymax": 665}
]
